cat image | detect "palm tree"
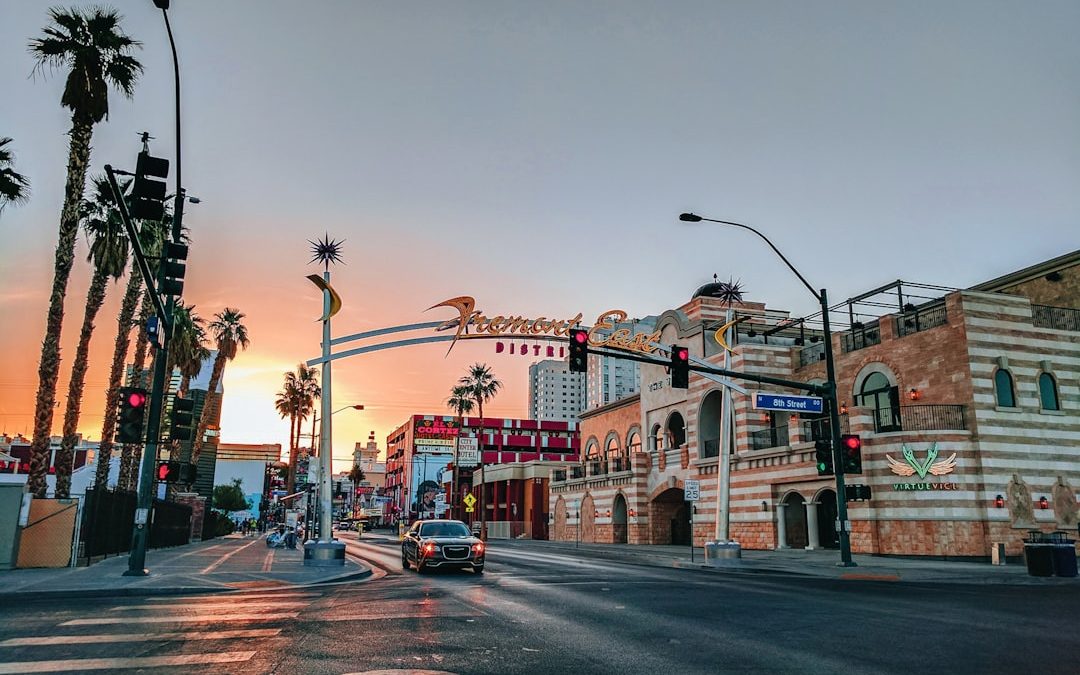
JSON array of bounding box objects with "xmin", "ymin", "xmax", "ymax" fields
[
  {"xmin": 0, "ymin": 137, "xmax": 30, "ymax": 213},
  {"xmin": 277, "ymin": 364, "xmax": 320, "ymax": 494},
  {"xmin": 275, "ymin": 376, "xmax": 300, "ymax": 494},
  {"xmin": 55, "ymin": 177, "xmax": 129, "ymax": 497},
  {"xmin": 93, "ymin": 216, "xmax": 167, "ymax": 490},
  {"xmin": 190, "ymin": 308, "xmax": 250, "ymax": 468},
  {"xmin": 446, "ymin": 385, "xmax": 476, "ymax": 419},
  {"xmin": 458, "ymin": 363, "xmax": 502, "ymax": 421},
  {"xmin": 164, "ymin": 304, "xmax": 208, "ymax": 497},
  {"xmin": 26, "ymin": 7, "xmax": 142, "ymax": 497}
]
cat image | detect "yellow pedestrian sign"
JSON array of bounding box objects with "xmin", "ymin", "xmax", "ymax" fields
[
  {"xmin": 463, "ymin": 493, "xmax": 477, "ymax": 508},
  {"xmin": 465, "ymin": 505, "xmax": 475, "ymax": 513}
]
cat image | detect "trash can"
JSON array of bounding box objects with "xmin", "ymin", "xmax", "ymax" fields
[
  {"xmin": 1023, "ymin": 531, "xmax": 1054, "ymax": 577},
  {"xmin": 1049, "ymin": 531, "xmax": 1077, "ymax": 578}
]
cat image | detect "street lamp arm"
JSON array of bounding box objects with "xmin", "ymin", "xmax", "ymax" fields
[{"xmin": 680, "ymin": 213, "xmax": 821, "ymax": 301}]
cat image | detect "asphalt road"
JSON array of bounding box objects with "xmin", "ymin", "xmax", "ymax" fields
[{"xmin": 1, "ymin": 532, "xmax": 1078, "ymax": 674}]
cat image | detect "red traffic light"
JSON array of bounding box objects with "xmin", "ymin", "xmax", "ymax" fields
[
  {"xmin": 157, "ymin": 462, "xmax": 173, "ymax": 481},
  {"xmin": 843, "ymin": 435, "xmax": 861, "ymax": 451},
  {"xmin": 675, "ymin": 347, "xmax": 689, "ymax": 362},
  {"xmin": 127, "ymin": 391, "xmax": 147, "ymax": 408},
  {"xmin": 573, "ymin": 330, "xmax": 588, "ymax": 344}
]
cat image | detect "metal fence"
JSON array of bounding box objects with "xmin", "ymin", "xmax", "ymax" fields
[
  {"xmin": 798, "ymin": 342, "xmax": 826, "ymax": 367},
  {"xmin": 79, "ymin": 488, "xmax": 194, "ymax": 564},
  {"xmin": 896, "ymin": 302, "xmax": 948, "ymax": 337},
  {"xmin": 750, "ymin": 425, "xmax": 788, "ymax": 451},
  {"xmin": 841, "ymin": 323, "xmax": 882, "ymax": 353},
  {"xmin": 1032, "ymin": 304, "xmax": 1080, "ymax": 332},
  {"xmin": 872, "ymin": 405, "xmax": 967, "ymax": 433}
]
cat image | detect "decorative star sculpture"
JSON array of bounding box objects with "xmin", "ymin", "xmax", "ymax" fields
[
  {"xmin": 309, "ymin": 233, "xmax": 345, "ymax": 270},
  {"xmin": 714, "ymin": 277, "xmax": 745, "ymax": 306}
]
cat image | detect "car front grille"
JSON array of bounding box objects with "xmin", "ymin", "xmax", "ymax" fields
[{"xmin": 442, "ymin": 545, "xmax": 470, "ymax": 560}]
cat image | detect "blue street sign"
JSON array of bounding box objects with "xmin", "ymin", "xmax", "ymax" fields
[{"xmin": 753, "ymin": 392, "xmax": 824, "ymax": 414}]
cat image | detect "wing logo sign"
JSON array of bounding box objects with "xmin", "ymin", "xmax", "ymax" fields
[{"xmin": 887, "ymin": 443, "xmax": 956, "ymax": 479}]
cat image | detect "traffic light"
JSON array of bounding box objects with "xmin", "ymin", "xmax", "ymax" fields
[
  {"xmin": 568, "ymin": 328, "xmax": 588, "ymax": 373},
  {"xmin": 156, "ymin": 461, "xmax": 196, "ymax": 483},
  {"xmin": 670, "ymin": 345, "xmax": 689, "ymax": 389},
  {"xmin": 169, "ymin": 396, "xmax": 195, "ymax": 441},
  {"xmin": 841, "ymin": 434, "xmax": 863, "ymax": 474},
  {"xmin": 845, "ymin": 484, "xmax": 872, "ymax": 501},
  {"xmin": 157, "ymin": 460, "xmax": 181, "ymax": 482},
  {"xmin": 116, "ymin": 387, "xmax": 149, "ymax": 444},
  {"xmin": 130, "ymin": 151, "xmax": 169, "ymax": 221},
  {"xmin": 815, "ymin": 438, "xmax": 834, "ymax": 476},
  {"xmin": 160, "ymin": 241, "xmax": 187, "ymax": 297}
]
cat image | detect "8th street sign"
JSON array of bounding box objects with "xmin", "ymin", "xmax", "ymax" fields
[{"xmin": 752, "ymin": 392, "xmax": 823, "ymax": 414}]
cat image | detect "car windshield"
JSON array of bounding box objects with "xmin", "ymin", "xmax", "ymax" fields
[{"xmin": 419, "ymin": 522, "xmax": 471, "ymax": 538}]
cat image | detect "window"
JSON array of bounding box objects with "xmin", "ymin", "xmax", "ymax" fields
[
  {"xmin": 994, "ymin": 369, "xmax": 1016, "ymax": 408},
  {"xmin": 1039, "ymin": 372, "xmax": 1059, "ymax": 411},
  {"xmin": 858, "ymin": 371, "xmax": 900, "ymax": 432}
]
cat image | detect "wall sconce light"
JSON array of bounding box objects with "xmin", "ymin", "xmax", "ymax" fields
[
  {"xmin": 789, "ymin": 413, "xmax": 799, "ymax": 422},
  {"xmin": 909, "ymin": 388, "xmax": 921, "ymax": 401},
  {"xmin": 761, "ymin": 501, "xmax": 768, "ymax": 512},
  {"xmin": 994, "ymin": 494, "xmax": 1004, "ymax": 508},
  {"xmin": 1039, "ymin": 496, "xmax": 1049, "ymax": 510},
  {"xmin": 840, "ymin": 402, "xmax": 848, "ymax": 415},
  {"xmin": 760, "ymin": 413, "xmax": 770, "ymax": 422}
]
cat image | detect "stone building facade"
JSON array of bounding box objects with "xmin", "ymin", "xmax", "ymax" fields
[{"xmin": 550, "ymin": 250, "xmax": 1080, "ymax": 559}]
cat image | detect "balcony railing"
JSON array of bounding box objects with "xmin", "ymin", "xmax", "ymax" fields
[
  {"xmin": 873, "ymin": 404, "xmax": 967, "ymax": 433},
  {"xmin": 609, "ymin": 455, "xmax": 632, "ymax": 472},
  {"xmin": 841, "ymin": 322, "xmax": 882, "ymax": 353},
  {"xmin": 569, "ymin": 466, "xmax": 584, "ymax": 479},
  {"xmin": 896, "ymin": 302, "xmax": 947, "ymax": 337},
  {"xmin": 798, "ymin": 342, "xmax": 826, "ymax": 367},
  {"xmin": 750, "ymin": 425, "xmax": 788, "ymax": 451},
  {"xmin": 1032, "ymin": 304, "xmax": 1080, "ymax": 332},
  {"xmin": 552, "ymin": 469, "xmax": 567, "ymax": 483}
]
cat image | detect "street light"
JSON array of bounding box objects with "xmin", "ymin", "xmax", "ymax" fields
[{"xmin": 679, "ymin": 212, "xmax": 855, "ymax": 567}]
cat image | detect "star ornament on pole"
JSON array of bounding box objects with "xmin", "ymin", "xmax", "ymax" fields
[{"xmin": 309, "ymin": 233, "xmax": 345, "ymax": 270}]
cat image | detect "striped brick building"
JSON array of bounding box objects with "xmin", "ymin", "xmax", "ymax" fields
[{"xmin": 550, "ymin": 250, "xmax": 1079, "ymax": 559}]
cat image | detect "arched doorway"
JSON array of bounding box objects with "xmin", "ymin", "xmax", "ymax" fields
[
  {"xmin": 651, "ymin": 488, "xmax": 688, "ymax": 545},
  {"xmin": 667, "ymin": 411, "xmax": 686, "ymax": 449},
  {"xmin": 781, "ymin": 492, "xmax": 808, "ymax": 549},
  {"xmin": 816, "ymin": 489, "xmax": 839, "ymax": 549},
  {"xmin": 553, "ymin": 497, "xmax": 567, "ymax": 541},
  {"xmin": 580, "ymin": 494, "xmax": 596, "ymax": 543},
  {"xmin": 857, "ymin": 370, "xmax": 900, "ymax": 432},
  {"xmin": 612, "ymin": 493, "xmax": 628, "ymax": 543},
  {"xmin": 698, "ymin": 390, "xmax": 722, "ymax": 458}
]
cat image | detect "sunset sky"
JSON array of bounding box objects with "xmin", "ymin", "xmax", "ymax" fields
[{"xmin": 2, "ymin": 2, "xmax": 1078, "ymax": 473}]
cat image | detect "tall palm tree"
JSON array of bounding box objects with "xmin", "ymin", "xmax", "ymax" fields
[
  {"xmin": 458, "ymin": 363, "xmax": 502, "ymax": 421},
  {"xmin": 446, "ymin": 385, "xmax": 476, "ymax": 419},
  {"xmin": 190, "ymin": 308, "xmax": 250, "ymax": 468},
  {"xmin": 26, "ymin": 7, "xmax": 142, "ymax": 497},
  {"xmin": 295, "ymin": 363, "xmax": 320, "ymax": 463},
  {"xmin": 275, "ymin": 376, "xmax": 300, "ymax": 494},
  {"xmin": 55, "ymin": 177, "xmax": 129, "ymax": 497},
  {"xmin": 0, "ymin": 137, "xmax": 30, "ymax": 213}
]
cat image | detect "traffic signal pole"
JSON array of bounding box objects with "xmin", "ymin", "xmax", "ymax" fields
[{"xmin": 819, "ymin": 288, "xmax": 855, "ymax": 566}]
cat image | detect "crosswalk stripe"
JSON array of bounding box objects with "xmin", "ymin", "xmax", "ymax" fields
[
  {"xmin": 109, "ymin": 601, "xmax": 309, "ymax": 611},
  {"xmin": 61, "ymin": 612, "xmax": 298, "ymax": 626},
  {"xmin": 0, "ymin": 628, "xmax": 282, "ymax": 647},
  {"xmin": 0, "ymin": 651, "xmax": 256, "ymax": 673},
  {"xmin": 314, "ymin": 610, "xmax": 481, "ymax": 621},
  {"xmin": 143, "ymin": 591, "xmax": 318, "ymax": 602}
]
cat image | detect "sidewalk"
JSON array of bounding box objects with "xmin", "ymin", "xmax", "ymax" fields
[
  {"xmin": 0, "ymin": 533, "xmax": 371, "ymax": 601},
  {"xmin": 494, "ymin": 538, "xmax": 1080, "ymax": 585}
]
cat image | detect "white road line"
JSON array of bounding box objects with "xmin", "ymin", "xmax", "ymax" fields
[
  {"xmin": 314, "ymin": 610, "xmax": 482, "ymax": 621},
  {"xmin": 61, "ymin": 612, "xmax": 298, "ymax": 626},
  {"xmin": 201, "ymin": 538, "xmax": 260, "ymax": 574},
  {"xmin": 0, "ymin": 628, "xmax": 282, "ymax": 647},
  {"xmin": 143, "ymin": 591, "xmax": 318, "ymax": 602},
  {"xmin": 109, "ymin": 601, "xmax": 309, "ymax": 611},
  {"xmin": 0, "ymin": 651, "xmax": 256, "ymax": 673}
]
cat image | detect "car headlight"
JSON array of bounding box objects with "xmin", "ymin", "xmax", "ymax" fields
[{"xmin": 471, "ymin": 542, "xmax": 485, "ymax": 555}]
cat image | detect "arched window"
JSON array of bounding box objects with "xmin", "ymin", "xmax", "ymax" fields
[
  {"xmin": 1039, "ymin": 373, "xmax": 1059, "ymax": 411},
  {"xmin": 627, "ymin": 431, "xmax": 641, "ymax": 453},
  {"xmin": 667, "ymin": 412, "xmax": 686, "ymax": 448},
  {"xmin": 585, "ymin": 440, "xmax": 600, "ymax": 460},
  {"xmin": 651, "ymin": 424, "xmax": 664, "ymax": 452},
  {"xmin": 858, "ymin": 370, "xmax": 899, "ymax": 432},
  {"xmin": 994, "ymin": 369, "xmax": 1016, "ymax": 408},
  {"xmin": 606, "ymin": 436, "xmax": 620, "ymax": 461}
]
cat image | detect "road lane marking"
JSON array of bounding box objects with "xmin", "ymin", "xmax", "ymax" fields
[
  {"xmin": 262, "ymin": 549, "xmax": 274, "ymax": 572},
  {"xmin": 0, "ymin": 651, "xmax": 256, "ymax": 673},
  {"xmin": 109, "ymin": 601, "xmax": 309, "ymax": 611},
  {"xmin": 61, "ymin": 613, "xmax": 298, "ymax": 626},
  {"xmin": 0, "ymin": 629, "xmax": 281, "ymax": 647},
  {"xmin": 201, "ymin": 538, "xmax": 260, "ymax": 574},
  {"xmin": 314, "ymin": 610, "xmax": 482, "ymax": 621},
  {"xmin": 142, "ymin": 591, "xmax": 318, "ymax": 602}
]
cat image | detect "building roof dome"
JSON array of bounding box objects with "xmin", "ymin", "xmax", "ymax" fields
[{"xmin": 692, "ymin": 278, "xmax": 745, "ymax": 303}]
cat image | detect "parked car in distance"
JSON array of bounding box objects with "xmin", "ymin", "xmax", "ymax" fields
[{"xmin": 401, "ymin": 519, "xmax": 485, "ymax": 574}]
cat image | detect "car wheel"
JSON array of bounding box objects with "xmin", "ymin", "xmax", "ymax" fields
[
  {"xmin": 416, "ymin": 559, "xmax": 426, "ymax": 574},
  {"xmin": 401, "ymin": 551, "xmax": 410, "ymax": 571},
  {"xmin": 474, "ymin": 565, "xmax": 484, "ymax": 575}
]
